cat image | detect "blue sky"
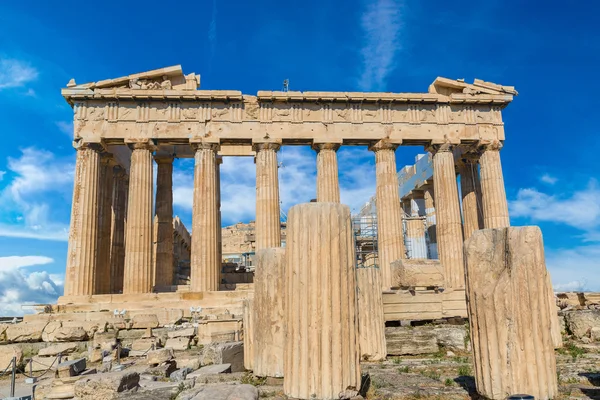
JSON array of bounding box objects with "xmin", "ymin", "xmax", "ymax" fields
[{"xmin": 0, "ymin": 0, "xmax": 599, "ymax": 314}]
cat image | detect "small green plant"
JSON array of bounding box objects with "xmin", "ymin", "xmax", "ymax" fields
[
  {"xmin": 565, "ymin": 343, "xmax": 586, "ymax": 361},
  {"xmin": 432, "ymin": 349, "xmax": 446, "ymax": 359},
  {"xmin": 420, "ymin": 370, "xmax": 440, "ymax": 381},
  {"xmin": 397, "ymin": 365, "xmax": 410, "ymax": 373},
  {"xmin": 391, "ymin": 356, "xmax": 402, "ymax": 364},
  {"xmin": 458, "ymin": 365, "xmax": 472, "ymax": 376},
  {"xmin": 170, "ymin": 382, "xmax": 186, "ymax": 400},
  {"xmin": 444, "ymin": 378, "xmax": 455, "ymax": 387}
]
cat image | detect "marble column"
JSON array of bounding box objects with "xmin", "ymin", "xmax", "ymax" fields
[
  {"xmin": 370, "ymin": 140, "xmax": 405, "ymax": 289},
  {"xmin": 216, "ymin": 156, "xmax": 223, "ymax": 270},
  {"xmin": 405, "ymin": 197, "xmax": 427, "ymax": 259},
  {"xmin": 123, "ymin": 141, "xmax": 155, "ymax": 294},
  {"xmin": 154, "ymin": 155, "xmax": 174, "ymax": 289},
  {"xmin": 479, "ymin": 141, "xmax": 510, "ymax": 229},
  {"xmin": 429, "ymin": 144, "xmax": 465, "ymax": 289},
  {"xmin": 423, "ymin": 185, "xmax": 438, "ymax": 259},
  {"xmin": 254, "ymin": 143, "xmax": 281, "ymax": 250},
  {"xmin": 95, "ymin": 153, "xmax": 115, "ymax": 294},
  {"xmin": 459, "ymin": 156, "xmax": 484, "ymax": 241},
  {"xmin": 64, "ymin": 142, "xmax": 102, "ymax": 297},
  {"xmin": 190, "ymin": 143, "xmax": 220, "ymax": 292},
  {"xmin": 109, "ymin": 166, "xmax": 128, "ymax": 294},
  {"xmin": 313, "ymin": 142, "xmax": 341, "ymax": 203}
]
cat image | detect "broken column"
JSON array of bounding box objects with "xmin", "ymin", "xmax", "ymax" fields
[
  {"xmin": 190, "ymin": 142, "xmax": 220, "ymax": 292},
  {"xmin": 123, "ymin": 141, "xmax": 155, "ymax": 294},
  {"xmin": 356, "ymin": 267, "xmax": 387, "ymax": 361},
  {"xmin": 429, "ymin": 144, "xmax": 464, "ymax": 289},
  {"xmin": 479, "ymin": 141, "xmax": 510, "ymax": 229},
  {"xmin": 370, "ymin": 140, "xmax": 405, "ymax": 289},
  {"xmin": 284, "ymin": 203, "xmax": 361, "ymax": 399},
  {"xmin": 243, "ymin": 298, "xmax": 254, "ymax": 371},
  {"xmin": 253, "ymin": 248, "xmax": 285, "ymax": 377},
  {"xmin": 64, "ymin": 142, "xmax": 101, "ymax": 297},
  {"xmin": 154, "ymin": 155, "xmax": 174, "ymax": 289},
  {"xmin": 313, "ymin": 142, "xmax": 341, "ymax": 203},
  {"xmin": 254, "ymin": 142, "xmax": 282, "ymax": 250},
  {"xmin": 464, "ymin": 227, "xmax": 557, "ymax": 400}
]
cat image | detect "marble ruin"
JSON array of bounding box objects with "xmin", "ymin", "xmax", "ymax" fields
[{"xmin": 8, "ymin": 65, "xmax": 578, "ymax": 399}]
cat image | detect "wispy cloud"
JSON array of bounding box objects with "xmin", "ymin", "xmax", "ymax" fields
[
  {"xmin": 540, "ymin": 173, "xmax": 557, "ymax": 185},
  {"xmin": 546, "ymin": 244, "xmax": 600, "ymax": 291},
  {"xmin": 0, "ymin": 58, "xmax": 38, "ymax": 90},
  {"xmin": 358, "ymin": 0, "xmax": 403, "ymax": 91},
  {"xmin": 55, "ymin": 121, "xmax": 74, "ymax": 138}
]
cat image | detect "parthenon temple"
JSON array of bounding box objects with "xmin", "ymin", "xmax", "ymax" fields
[{"xmin": 59, "ymin": 65, "xmax": 515, "ymax": 304}]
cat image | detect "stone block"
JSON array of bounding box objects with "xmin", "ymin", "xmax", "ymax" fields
[
  {"xmin": 93, "ymin": 331, "xmax": 118, "ymax": 351},
  {"xmin": 175, "ymin": 356, "xmax": 200, "ymax": 371},
  {"xmin": 30, "ymin": 355, "xmax": 61, "ymax": 372},
  {"xmin": 200, "ymin": 341, "xmax": 244, "ymax": 372},
  {"xmin": 88, "ymin": 348, "xmax": 104, "ymax": 363},
  {"xmin": 167, "ymin": 326, "xmax": 195, "ymax": 338},
  {"xmin": 41, "ymin": 321, "xmax": 62, "ymax": 342},
  {"xmin": 105, "ymin": 317, "xmax": 127, "ymax": 330},
  {"xmin": 131, "ymin": 314, "xmax": 159, "ymax": 329},
  {"xmin": 432, "ymin": 326, "xmax": 469, "ymax": 351},
  {"xmin": 165, "ymin": 337, "xmax": 190, "ymax": 351},
  {"xmin": 130, "ymin": 337, "xmax": 160, "ymax": 352},
  {"xmin": 147, "ymin": 348, "xmax": 173, "ymax": 365},
  {"xmin": 62, "ymin": 320, "xmax": 105, "ymax": 337},
  {"xmin": 145, "ymin": 360, "xmax": 177, "ymax": 378},
  {"xmin": 58, "ymin": 357, "xmax": 87, "ymax": 377},
  {"xmin": 385, "ymin": 327, "xmax": 438, "ymax": 355},
  {"xmin": 39, "ymin": 342, "xmax": 79, "ymax": 357},
  {"xmin": 186, "ymin": 383, "xmax": 258, "ymax": 400},
  {"xmin": 565, "ymin": 310, "xmax": 600, "ymax": 339},
  {"xmin": 0, "ymin": 344, "xmax": 23, "ymax": 370},
  {"xmin": 591, "ymin": 327, "xmax": 600, "ymax": 342},
  {"xmin": 47, "ymin": 326, "xmax": 88, "ymax": 342},
  {"xmin": 74, "ymin": 371, "xmax": 140, "ymax": 399},
  {"xmin": 187, "ymin": 363, "xmax": 231, "ymax": 378},
  {"xmin": 6, "ymin": 322, "xmax": 47, "ymax": 343},
  {"xmin": 391, "ymin": 259, "xmax": 444, "ymax": 288},
  {"xmin": 169, "ymin": 367, "xmax": 193, "ymax": 382}
]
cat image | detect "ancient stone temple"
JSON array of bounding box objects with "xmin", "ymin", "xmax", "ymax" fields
[{"xmin": 60, "ymin": 65, "xmax": 515, "ymax": 304}]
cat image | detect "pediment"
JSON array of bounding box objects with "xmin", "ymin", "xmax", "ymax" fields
[
  {"xmin": 66, "ymin": 65, "xmax": 200, "ymax": 90},
  {"xmin": 429, "ymin": 77, "xmax": 517, "ymax": 97}
]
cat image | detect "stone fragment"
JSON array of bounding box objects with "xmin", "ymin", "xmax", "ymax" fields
[
  {"xmin": 385, "ymin": 327, "xmax": 438, "ymax": 355},
  {"xmin": 391, "ymin": 259, "xmax": 444, "ymax": 288},
  {"xmin": 464, "ymin": 227, "xmax": 557, "ymax": 400},
  {"xmin": 253, "ymin": 247, "xmax": 285, "ymax": 377},
  {"xmin": 58, "ymin": 357, "xmax": 87, "ymax": 377},
  {"xmin": 88, "ymin": 348, "xmax": 104, "ymax": 363},
  {"xmin": 6, "ymin": 322, "xmax": 47, "ymax": 343},
  {"xmin": 200, "ymin": 341, "xmax": 244, "ymax": 372},
  {"xmin": 132, "ymin": 314, "xmax": 159, "ymax": 329},
  {"xmin": 39, "ymin": 342, "xmax": 79, "ymax": 356},
  {"xmin": 187, "ymin": 363, "xmax": 231, "ymax": 378},
  {"xmin": 131, "ymin": 337, "xmax": 161, "ymax": 351},
  {"xmin": 142, "ymin": 327, "xmax": 154, "ymax": 338},
  {"xmin": 146, "ymin": 360, "xmax": 177, "ymax": 378},
  {"xmin": 175, "ymin": 356, "xmax": 200, "ymax": 371},
  {"xmin": 591, "ymin": 327, "xmax": 600, "ymax": 342},
  {"xmin": 93, "ymin": 330, "xmax": 118, "ymax": 351},
  {"xmin": 432, "ymin": 326, "xmax": 469, "ymax": 351},
  {"xmin": 284, "ymin": 203, "xmax": 361, "ymax": 399},
  {"xmin": 147, "ymin": 348, "xmax": 173, "ymax": 365},
  {"xmin": 169, "ymin": 367, "xmax": 193, "ymax": 382},
  {"xmin": 167, "ymin": 326, "xmax": 195, "ymax": 338},
  {"xmin": 0, "ymin": 324, "xmax": 9, "ymax": 343},
  {"xmin": 47, "ymin": 326, "xmax": 88, "ymax": 342},
  {"xmin": 187, "ymin": 383, "xmax": 258, "ymax": 400},
  {"xmin": 0, "ymin": 344, "xmax": 23, "ymax": 370},
  {"xmin": 564, "ymin": 310, "xmax": 600, "ymax": 339},
  {"xmin": 165, "ymin": 337, "xmax": 191, "ymax": 350},
  {"xmin": 105, "ymin": 317, "xmax": 127, "ymax": 330},
  {"xmin": 74, "ymin": 370, "xmax": 140, "ymax": 400},
  {"xmin": 30, "ymin": 355, "xmax": 61, "ymax": 372},
  {"xmin": 62, "ymin": 320, "xmax": 105, "ymax": 337},
  {"xmin": 356, "ymin": 266, "xmax": 386, "ymax": 361}
]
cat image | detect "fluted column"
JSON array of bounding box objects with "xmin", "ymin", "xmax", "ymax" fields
[
  {"xmin": 254, "ymin": 143, "xmax": 281, "ymax": 250},
  {"xmin": 243, "ymin": 298, "xmax": 255, "ymax": 371},
  {"xmin": 313, "ymin": 143, "xmax": 341, "ymax": 202},
  {"xmin": 123, "ymin": 141, "xmax": 155, "ymax": 294},
  {"xmin": 154, "ymin": 155, "xmax": 174, "ymax": 289},
  {"xmin": 109, "ymin": 166, "xmax": 127, "ymax": 294},
  {"xmin": 356, "ymin": 267, "xmax": 386, "ymax": 361},
  {"xmin": 429, "ymin": 144, "xmax": 464, "ymax": 289},
  {"xmin": 284, "ymin": 203, "xmax": 361, "ymax": 399},
  {"xmin": 479, "ymin": 141, "xmax": 510, "ymax": 229},
  {"xmin": 216, "ymin": 156, "xmax": 223, "ymax": 270},
  {"xmin": 95, "ymin": 153, "xmax": 115, "ymax": 294},
  {"xmin": 405, "ymin": 197, "xmax": 427, "ymax": 259},
  {"xmin": 423, "ymin": 185, "xmax": 438, "ymax": 259},
  {"xmin": 465, "ymin": 227, "xmax": 557, "ymax": 400},
  {"xmin": 459, "ymin": 156, "xmax": 484, "ymax": 240},
  {"xmin": 370, "ymin": 140, "xmax": 405, "ymax": 289},
  {"xmin": 254, "ymin": 248, "xmax": 286, "ymax": 377},
  {"xmin": 64, "ymin": 142, "xmax": 102, "ymax": 297},
  {"xmin": 190, "ymin": 143, "xmax": 220, "ymax": 292}
]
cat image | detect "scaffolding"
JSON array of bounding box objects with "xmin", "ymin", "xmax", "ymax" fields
[{"xmin": 353, "ymin": 197, "xmax": 379, "ymax": 268}]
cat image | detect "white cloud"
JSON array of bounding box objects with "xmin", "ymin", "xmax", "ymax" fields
[
  {"xmin": 0, "ymin": 148, "xmax": 73, "ymax": 241},
  {"xmin": 0, "ymin": 171, "xmax": 5, "ymax": 181},
  {"xmin": 540, "ymin": 173, "xmax": 557, "ymax": 185},
  {"xmin": 509, "ymin": 179, "xmax": 600, "ymax": 233},
  {"xmin": 55, "ymin": 121, "xmax": 74, "ymax": 138},
  {"xmin": 358, "ymin": 0, "xmax": 403, "ymax": 91},
  {"xmin": 0, "ymin": 58, "xmax": 38, "ymax": 90},
  {"xmin": 546, "ymin": 244, "xmax": 600, "ymax": 291},
  {"xmin": 0, "ymin": 256, "xmax": 63, "ymax": 316}
]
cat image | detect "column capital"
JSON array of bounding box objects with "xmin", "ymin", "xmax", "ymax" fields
[
  {"xmin": 312, "ymin": 143, "xmax": 341, "ymax": 152},
  {"xmin": 99, "ymin": 152, "xmax": 117, "ymax": 166},
  {"xmin": 216, "ymin": 155, "xmax": 223, "ymax": 165},
  {"xmin": 126, "ymin": 139, "xmax": 156, "ymax": 151},
  {"xmin": 154, "ymin": 154, "xmax": 174, "ymax": 164},
  {"xmin": 478, "ymin": 140, "xmax": 503, "ymax": 152},
  {"xmin": 369, "ymin": 139, "xmax": 399, "ymax": 152},
  {"xmin": 191, "ymin": 142, "xmax": 220, "ymax": 152},
  {"xmin": 253, "ymin": 142, "xmax": 281, "ymax": 152},
  {"xmin": 72, "ymin": 140, "xmax": 103, "ymax": 152},
  {"xmin": 425, "ymin": 143, "xmax": 455, "ymax": 155}
]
